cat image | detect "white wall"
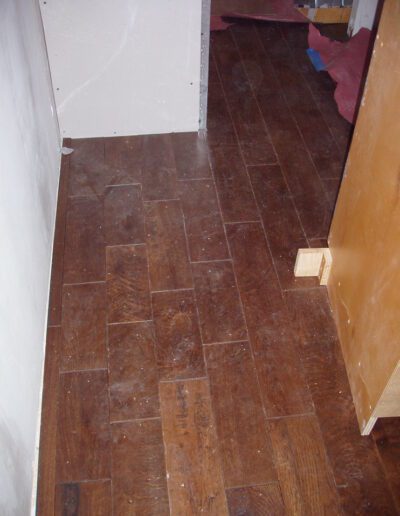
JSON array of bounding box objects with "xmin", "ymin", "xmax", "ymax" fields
[
  {"xmin": 348, "ymin": 0, "xmax": 379, "ymax": 35},
  {"xmin": 41, "ymin": 0, "xmax": 203, "ymax": 138},
  {"xmin": 0, "ymin": 1, "xmax": 61, "ymax": 514}
]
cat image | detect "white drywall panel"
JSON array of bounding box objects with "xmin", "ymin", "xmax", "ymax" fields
[
  {"xmin": 349, "ymin": 0, "xmax": 379, "ymax": 35},
  {"xmin": 0, "ymin": 1, "xmax": 61, "ymax": 514},
  {"xmin": 41, "ymin": 0, "xmax": 203, "ymax": 138}
]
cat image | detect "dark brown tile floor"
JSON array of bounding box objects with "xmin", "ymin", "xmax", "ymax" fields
[{"xmin": 37, "ymin": 21, "xmax": 400, "ymax": 515}]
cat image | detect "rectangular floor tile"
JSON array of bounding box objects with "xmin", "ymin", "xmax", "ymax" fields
[
  {"xmin": 56, "ymin": 370, "xmax": 111, "ymax": 482},
  {"xmin": 63, "ymin": 196, "xmax": 105, "ymax": 284},
  {"xmin": 269, "ymin": 415, "xmax": 341, "ymax": 515},
  {"xmin": 69, "ymin": 138, "xmax": 106, "ymax": 196},
  {"xmin": 286, "ymin": 288, "xmax": 397, "ymax": 513},
  {"xmin": 210, "ymin": 145, "xmax": 259, "ymax": 223},
  {"xmin": 179, "ymin": 179, "xmax": 229, "ymax": 262},
  {"xmin": 141, "ymin": 134, "xmax": 178, "ymax": 201},
  {"xmin": 108, "ymin": 322, "xmax": 159, "ymax": 422},
  {"xmin": 171, "ymin": 132, "xmax": 212, "ymax": 179},
  {"xmin": 205, "ymin": 342, "xmax": 276, "ymax": 487},
  {"xmin": 104, "ymin": 184, "xmax": 144, "ymax": 246},
  {"xmin": 226, "ymin": 223, "xmax": 313, "ymax": 417},
  {"xmin": 61, "ymin": 283, "xmax": 107, "ymax": 371},
  {"xmin": 112, "ymin": 419, "xmax": 169, "ymax": 515},
  {"xmin": 226, "ymin": 484, "xmax": 285, "ymax": 516},
  {"xmin": 152, "ymin": 290, "xmax": 205, "ymax": 381},
  {"xmin": 104, "ymin": 135, "xmax": 143, "ymax": 186},
  {"xmin": 159, "ymin": 379, "xmax": 228, "ymax": 515},
  {"xmin": 206, "ymin": 71, "xmax": 237, "ymax": 147},
  {"xmin": 249, "ymin": 164, "xmax": 319, "ymax": 290},
  {"xmin": 192, "ymin": 261, "xmax": 247, "ymax": 344},
  {"xmin": 212, "ymin": 30, "xmax": 276, "ymax": 165},
  {"xmin": 144, "ymin": 200, "xmax": 192, "ymax": 291},
  {"xmin": 37, "ymin": 328, "xmax": 61, "ymax": 516},
  {"xmin": 55, "ymin": 480, "xmax": 112, "ymax": 516},
  {"xmin": 106, "ymin": 245, "xmax": 151, "ymax": 324}
]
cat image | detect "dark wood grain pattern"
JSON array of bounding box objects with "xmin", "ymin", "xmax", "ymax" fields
[
  {"xmin": 205, "ymin": 342, "xmax": 276, "ymax": 488},
  {"xmin": 37, "ymin": 328, "xmax": 61, "ymax": 516},
  {"xmin": 61, "ymin": 283, "xmax": 107, "ymax": 371},
  {"xmin": 249, "ymin": 164, "xmax": 319, "ymax": 289},
  {"xmin": 69, "ymin": 138, "xmax": 106, "ymax": 196},
  {"xmin": 56, "ymin": 371, "xmax": 111, "ymax": 482},
  {"xmin": 210, "ymin": 145, "xmax": 259, "ymax": 223},
  {"xmin": 48, "ymin": 140, "xmax": 71, "ymax": 326},
  {"xmin": 226, "ymin": 484, "xmax": 285, "ymax": 516},
  {"xmin": 179, "ymin": 179, "xmax": 229, "ymax": 262},
  {"xmin": 269, "ymin": 415, "xmax": 341, "ymax": 515},
  {"xmin": 212, "ymin": 30, "xmax": 276, "ymax": 166},
  {"xmin": 104, "ymin": 184, "xmax": 144, "ymax": 246},
  {"xmin": 226, "ymin": 223, "xmax": 313, "ymax": 417},
  {"xmin": 63, "ymin": 196, "xmax": 105, "ymax": 284},
  {"xmin": 192, "ymin": 261, "xmax": 247, "ymax": 344},
  {"xmin": 108, "ymin": 322, "xmax": 159, "ymax": 421},
  {"xmin": 112, "ymin": 419, "xmax": 169, "ymax": 515},
  {"xmin": 104, "ymin": 135, "xmax": 143, "ymax": 186},
  {"xmin": 106, "ymin": 245, "xmax": 151, "ymax": 324},
  {"xmin": 55, "ymin": 480, "xmax": 112, "ymax": 516},
  {"xmin": 141, "ymin": 134, "xmax": 178, "ymax": 201},
  {"xmin": 144, "ymin": 200, "xmax": 192, "ymax": 291},
  {"xmin": 159, "ymin": 379, "xmax": 229, "ymax": 515},
  {"xmin": 287, "ymin": 288, "xmax": 398, "ymax": 514},
  {"xmin": 152, "ymin": 290, "xmax": 205, "ymax": 381},
  {"xmin": 171, "ymin": 132, "xmax": 212, "ymax": 179}
]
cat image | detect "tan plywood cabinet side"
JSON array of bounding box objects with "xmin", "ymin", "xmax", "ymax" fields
[{"xmin": 328, "ymin": 0, "xmax": 400, "ymax": 434}]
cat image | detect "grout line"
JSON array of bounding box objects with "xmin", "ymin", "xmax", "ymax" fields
[
  {"xmin": 225, "ymin": 480, "xmax": 279, "ymax": 491},
  {"xmin": 104, "ymin": 182, "xmax": 141, "ymax": 189},
  {"xmin": 105, "ymin": 243, "xmax": 146, "ymax": 249},
  {"xmin": 110, "ymin": 416, "xmax": 161, "ymax": 425},
  {"xmin": 63, "ymin": 280, "xmax": 106, "ymax": 287},
  {"xmin": 190, "ymin": 258, "xmax": 231, "ymax": 265},
  {"xmin": 143, "ymin": 198, "xmax": 180, "ymax": 204},
  {"xmin": 151, "ymin": 287, "xmax": 194, "ymax": 295},
  {"xmin": 159, "ymin": 376, "xmax": 209, "ymax": 384},
  {"xmin": 176, "ymin": 176, "xmax": 212, "ymax": 182},
  {"xmin": 265, "ymin": 411, "xmax": 316, "ymax": 422},
  {"xmin": 107, "ymin": 319, "xmax": 153, "ymax": 326},
  {"xmin": 224, "ymin": 220, "xmax": 260, "ymax": 226},
  {"xmin": 59, "ymin": 367, "xmax": 108, "ymax": 375},
  {"xmin": 203, "ymin": 339, "xmax": 248, "ymax": 346}
]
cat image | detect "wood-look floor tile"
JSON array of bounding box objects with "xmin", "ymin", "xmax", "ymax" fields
[
  {"xmin": 226, "ymin": 484, "xmax": 285, "ymax": 516},
  {"xmin": 104, "ymin": 135, "xmax": 143, "ymax": 186},
  {"xmin": 106, "ymin": 245, "xmax": 151, "ymax": 324},
  {"xmin": 226, "ymin": 223, "xmax": 313, "ymax": 417},
  {"xmin": 210, "ymin": 145, "xmax": 259, "ymax": 223},
  {"xmin": 61, "ymin": 283, "xmax": 107, "ymax": 371},
  {"xmin": 286, "ymin": 288, "xmax": 397, "ymax": 513},
  {"xmin": 56, "ymin": 370, "xmax": 111, "ymax": 482},
  {"xmin": 179, "ymin": 179, "xmax": 229, "ymax": 262},
  {"xmin": 249, "ymin": 164, "xmax": 319, "ymax": 290},
  {"xmin": 373, "ymin": 418, "xmax": 400, "ymax": 512},
  {"xmin": 231, "ymin": 23, "xmax": 331, "ymax": 239},
  {"xmin": 205, "ymin": 342, "xmax": 276, "ymax": 487},
  {"xmin": 37, "ymin": 328, "xmax": 61, "ymax": 516},
  {"xmin": 144, "ymin": 200, "xmax": 192, "ymax": 291},
  {"xmin": 207, "ymin": 73, "xmax": 237, "ymax": 147},
  {"xmin": 48, "ymin": 143, "xmax": 71, "ymax": 326},
  {"xmin": 159, "ymin": 379, "xmax": 229, "ymax": 515},
  {"xmin": 152, "ymin": 290, "xmax": 205, "ymax": 381},
  {"xmin": 269, "ymin": 415, "xmax": 341, "ymax": 515},
  {"xmin": 112, "ymin": 419, "xmax": 169, "ymax": 516},
  {"xmin": 192, "ymin": 261, "xmax": 247, "ymax": 344},
  {"xmin": 63, "ymin": 196, "xmax": 105, "ymax": 284},
  {"xmin": 69, "ymin": 138, "xmax": 107, "ymax": 196},
  {"xmin": 171, "ymin": 132, "xmax": 212, "ymax": 179},
  {"xmin": 108, "ymin": 322, "xmax": 159, "ymax": 422},
  {"xmin": 141, "ymin": 134, "xmax": 178, "ymax": 201},
  {"xmin": 212, "ymin": 30, "xmax": 276, "ymax": 166},
  {"xmin": 55, "ymin": 480, "xmax": 112, "ymax": 516},
  {"xmin": 104, "ymin": 184, "xmax": 144, "ymax": 246}
]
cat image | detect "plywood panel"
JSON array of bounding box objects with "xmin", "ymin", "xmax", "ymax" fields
[{"xmin": 328, "ymin": 0, "xmax": 400, "ymax": 434}]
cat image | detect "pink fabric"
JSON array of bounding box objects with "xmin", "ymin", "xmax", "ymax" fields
[
  {"xmin": 308, "ymin": 24, "xmax": 372, "ymax": 123},
  {"xmin": 210, "ymin": 15, "xmax": 235, "ymax": 31}
]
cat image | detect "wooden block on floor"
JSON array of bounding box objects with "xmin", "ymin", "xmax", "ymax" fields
[
  {"xmin": 55, "ymin": 480, "xmax": 112, "ymax": 516},
  {"xmin": 226, "ymin": 484, "xmax": 285, "ymax": 516},
  {"xmin": 159, "ymin": 379, "xmax": 229, "ymax": 515},
  {"xmin": 294, "ymin": 247, "xmax": 332, "ymax": 285}
]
